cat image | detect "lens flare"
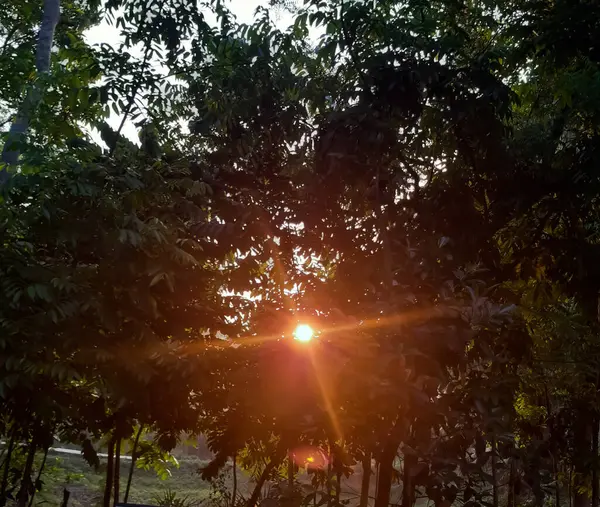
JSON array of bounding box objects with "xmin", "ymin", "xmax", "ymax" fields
[
  {"xmin": 291, "ymin": 446, "xmax": 329, "ymax": 470},
  {"xmin": 293, "ymin": 324, "xmax": 314, "ymax": 342}
]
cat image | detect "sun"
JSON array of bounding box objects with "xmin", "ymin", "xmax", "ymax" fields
[{"xmin": 293, "ymin": 324, "xmax": 314, "ymax": 343}]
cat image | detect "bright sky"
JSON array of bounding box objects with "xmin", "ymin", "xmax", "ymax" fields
[{"xmin": 83, "ymin": 0, "xmax": 299, "ymax": 146}]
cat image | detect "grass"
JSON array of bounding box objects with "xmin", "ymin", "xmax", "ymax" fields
[{"xmin": 35, "ymin": 452, "xmax": 213, "ymax": 507}]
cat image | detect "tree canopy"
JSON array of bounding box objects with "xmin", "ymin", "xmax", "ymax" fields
[{"xmin": 1, "ymin": 1, "xmax": 600, "ymax": 507}]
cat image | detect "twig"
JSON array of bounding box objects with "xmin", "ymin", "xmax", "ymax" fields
[{"xmin": 0, "ymin": 25, "xmax": 20, "ymax": 57}]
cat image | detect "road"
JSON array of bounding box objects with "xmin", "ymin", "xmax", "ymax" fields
[
  {"xmin": 1, "ymin": 442, "xmax": 132, "ymax": 460},
  {"xmin": 49, "ymin": 446, "xmax": 132, "ymax": 460}
]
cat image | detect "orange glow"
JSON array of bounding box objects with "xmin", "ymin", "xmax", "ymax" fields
[
  {"xmin": 293, "ymin": 324, "xmax": 314, "ymax": 342},
  {"xmin": 291, "ymin": 446, "xmax": 329, "ymax": 470}
]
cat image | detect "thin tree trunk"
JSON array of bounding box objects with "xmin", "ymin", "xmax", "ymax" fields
[
  {"xmin": 545, "ymin": 387, "xmax": 559, "ymax": 507},
  {"xmin": 375, "ymin": 166, "xmax": 393, "ymax": 292},
  {"xmin": 288, "ymin": 450, "xmax": 294, "ymax": 489},
  {"xmin": 327, "ymin": 442, "xmax": 333, "ymax": 507},
  {"xmin": 0, "ymin": 0, "xmax": 60, "ymax": 180},
  {"xmin": 16, "ymin": 437, "xmax": 38, "ymax": 507},
  {"xmin": 491, "ymin": 435, "xmax": 498, "ymax": 507},
  {"xmin": 555, "ymin": 460, "xmax": 561, "ymax": 507},
  {"xmin": 360, "ymin": 452, "xmax": 371, "ymax": 507},
  {"xmin": 595, "ymin": 300, "xmax": 600, "ymax": 507},
  {"xmin": 113, "ymin": 437, "xmax": 121, "ymax": 507},
  {"xmin": 374, "ymin": 442, "xmax": 397, "ymax": 507},
  {"xmin": 103, "ymin": 437, "xmax": 115, "ymax": 507},
  {"xmin": 246, "ymin": 455, "xmax": 283, "ymax": 507},
  {"xmin": 570, "ymin": 465, "xmax": 573, "ymax": 507},
  {"xmin": 28, "ymin": 445, "xmax": 49, "ymax": 507},
  {"xmin": 335, "ymin": 470, "xmax": 341, "ymax": 507},
  {"xmin": 123, "ymin": 425, "xmax": 143, "ymax": 504},
  {"xmin": 61, "ymin": 488, "xmax": 70, "ymax": 507},
  {"xmin": 574, "ymin": 420, "xmax": 592, "ymax": 507},
  {"xmin": 593, "ymin": 417, "xmax": 599, "ymax": 507},
  {"xmin": 0, "ymin": 426, "xmax": 17, "ymax": 507},
  {"xmin": 402, "ymin": 453, "xmax": 417, "ymax": 507},
  {"xmin": 232, "ymin": 452, "xmax": 237, "ymax": 507},
  {"xmin": 507, "ymin": 456, "xmax": 516, "ymax": 507}
]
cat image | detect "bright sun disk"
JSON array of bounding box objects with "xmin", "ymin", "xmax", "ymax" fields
[{"xmin": 293, "ymin": 324, "xmax": 314, "ymax": 342}]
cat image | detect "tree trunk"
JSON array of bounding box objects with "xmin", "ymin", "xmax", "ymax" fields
[
  {"xmin": 288, "ymin": 450, "xmax": 294, "ymax": 489},
  {"xmin": 555, "ymin": 461, "xmax": 561, "ymax": 507},
  {"xmin": 333, "ymin": 441, "xmax": 341, "ymax": 507},
  {"xmin": 374, "ymin": 442, "xmax": 397, "ymax": 507},
  {"xmin": 593, "ymin": 417, "xmax": 599, "ymax": 507},
  {"xmin": 246, "ymin": 455, "xmax": 283, "ymax": 507},
  {"xmin": 16, "ymin": 437, "xmax": 38, "ymax": 507},
  {"xmin": 28, "ymin": 445, "xmax": 49, "ymax": 507},
  {"xmin": 113, "ymin": 437, "xmax": 121, "ymax": 507},
  {"xmin": 0, "ymin": 0, "xmax": 60, "ymax": 181},
  {"xmin": 61, "ymin": 488, "xmax": 70, "ymax": 507},
  {"xmin": 0, "ymin": 426, "xmax": 17, "ymax": 507},
  {"xmin": 491, "ymin": 435, "xmax": 498, "ymax": 507},
  {"xmin": 103, "ymin": 437, "xmax": 115, "ymax": 507},
  {"xmin": 360, "ymin": 452, "xmax": 372, "ymax": 507},
  {"xmin": 507, "ymin": 457, "xmax": 516, "ymax": 507},
  {"xmin": 574, "ymin": 420, "xmax": 592, "ymax": 507},
  {"xmin": 232, "ymin": 452, "xmax": 237, "ymax": 507},
  {"xmin": 335, "ymin": 470, "xmax": 341, "ymax": 507},
  {"xmin": 402, "ymin": 453, "xmax": 417, "ymax": 507},
  {"xmin": 570, "ymin": 465, "xmax": 573, "ymax": 507},
  {"xmin": 327, "ymin": 443, "xmax": 333, "ymax": 507},
  {"xmin": 123, "ymin": 425, "xmax": 143, "ymax": 504},
  {"xmin": 574, "ymin": 471, "xmax": 590, "ymax": 507}
]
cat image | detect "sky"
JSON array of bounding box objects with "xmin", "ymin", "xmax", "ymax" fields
[{"xmin": 83, "ymin": 0, "xmax": 298, "ymax": 146}]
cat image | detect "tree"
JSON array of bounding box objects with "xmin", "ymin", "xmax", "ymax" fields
[{"xmin": 2, "ymin": 2, "xmax": 600, "ymax": 507}]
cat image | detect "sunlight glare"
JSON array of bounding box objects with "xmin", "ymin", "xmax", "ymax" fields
[{"xmin": 293, "ymin": 324, "xmax": 314, "ymax": 342}]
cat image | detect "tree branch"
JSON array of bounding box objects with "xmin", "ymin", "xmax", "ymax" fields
[
  {"xmin": 0, "ymin": 0, "xmax": 60, "ymax": 183},
  {"xmin": 110, "ymin": 43, "xmax": 152, "ymax": 156},
  {"xmin": 0, "ymin": 25, "xmax": 20, "ymax": 57}
]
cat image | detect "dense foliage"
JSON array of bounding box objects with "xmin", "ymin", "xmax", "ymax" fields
[{"xmin": 1, "ymin": 1, "xmax": 600, "ymax": 507}]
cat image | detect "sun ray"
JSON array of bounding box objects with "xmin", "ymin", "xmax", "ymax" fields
[{"xmin": 306, "ymin": 346, "xmax": 344, "ymax": 443}]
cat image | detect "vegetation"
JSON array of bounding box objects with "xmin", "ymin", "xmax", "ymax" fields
[
  {"xmin": 36, "ymin": 452, "xmax": 212, "ymax": 507},
  {"xmin": 1, "ymin": 0, "xmax": 600, "ymax": 507}
]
